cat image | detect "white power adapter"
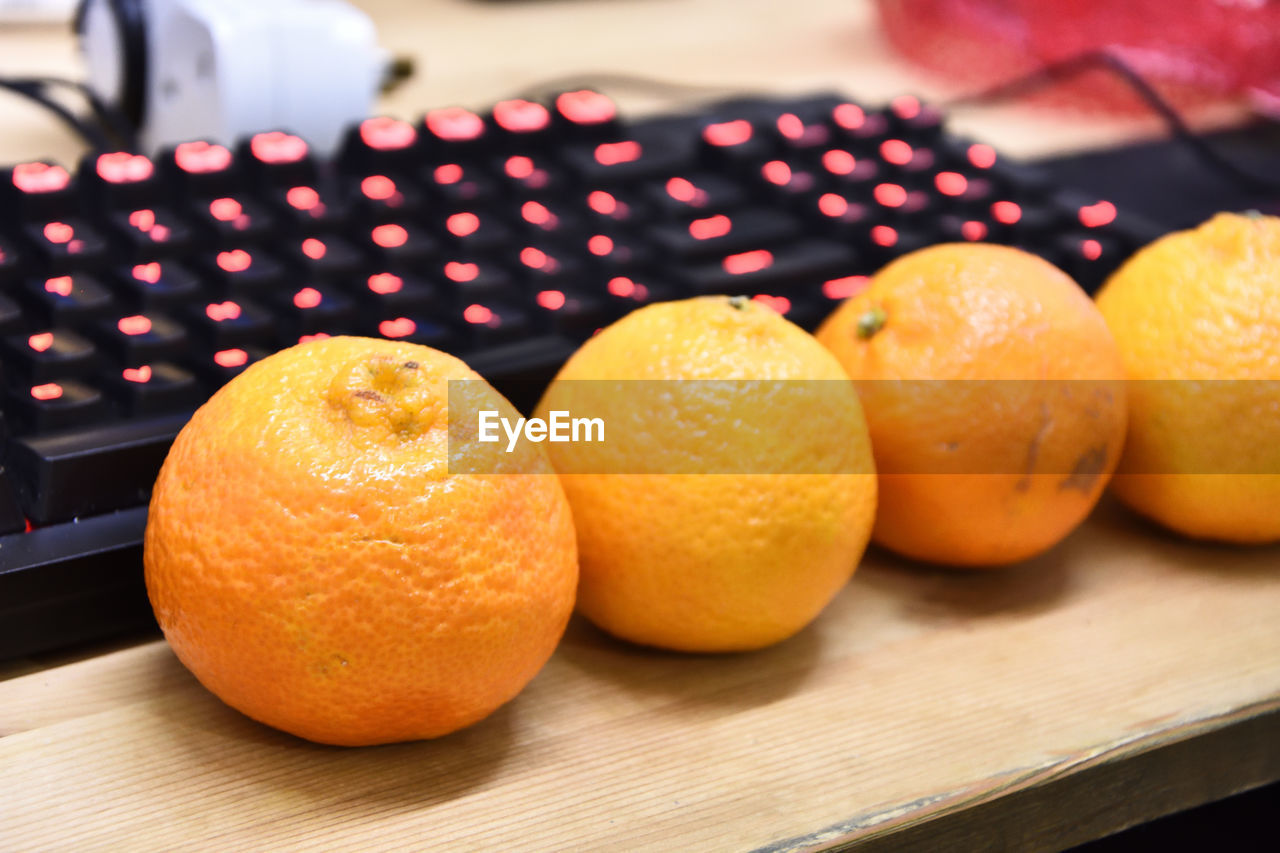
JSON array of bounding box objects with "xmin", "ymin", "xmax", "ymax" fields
[{"xmin": 77, "ymin": 0, "xmax": 389, "ymax": 155}]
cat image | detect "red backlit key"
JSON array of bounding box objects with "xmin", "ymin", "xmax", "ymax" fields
[
  {"xmin": 202, "ymin": 247, "xmax": 286, "ymax": 295},
  {"xmin": 239, "ymin": 131, "xmax": 316, "ymax": 186},
  {"xmin": 266, "ymin": 285, "xmax": 356, "ymax": 343},
  {"xmin": 424, "ymin": 162, "xmax": 496, "ymax": 206},
  {"xmin": 489, "ymin": 99, "xmax": 552, "ymax": 142},
  {"xmin": 423, "ymin": 106, "xmax": 489, "ymax": 153},
  {"xmin": 268, "ymin": 183, "xmax": 353, "ymax": 230},
  {"xmin": 101, "ymin": 361, "xmax": 203, "ymax": 416},
  {"xmin": 581, "ymin": 231, "xmax": 653, "ymax": 275},
  {"xmin": 5, "ymin": 377, "xmax": 108, "ymax": 434},
  {"xmin": 643, "ymin": 173, "xmax": 747, "ymax": 217},
  {"xmin": 353, "ymin": 173, "xmax": 426, "ymax": 218},
  {"xmin": 1, "ymin": 162, "xmax": 76, "ymax": 224},
  {"xmin": 353, "ymin": 272, "xmax": 437, "ymax": 317},
  {"xmin": 186, "ymin": 346, "xmax": 268, "ymax": 387},
  {"xmin": 284, "ymin": 235, "xmax": 365, "ymax": 281},
  {"xmin": 162, "ymin": 140, "xmax": 240, "ymax": 196},
  {"xmin": 362, "ymin": 221, "xmax": 437, "ymax": 267},
  {"xmin": 79, "ymin": 150, "xmax": 163, "ymax": 209},
  {"xmin": 493, "ymin": 153, "xmax": 564, "ymax": 196},
  {"xmin": 22, "ymin": 218, "xmax": 110, "ymax": 271},
  {"xmin": 93, "ymin": 312, "xmax": 187, "ymax": 363},
  {"xmin": 104, "ymin": 206, "xmax": 196, "ymax": 258},
  {"xmin": 581, "ymin": 188, "xmax": 647, "ymax": 227},
  {"xmin": 436, "ymin": 209, "xmax": 513, "ymax": 253},
  {"xmin": 109, "ymin": 261, "xmax": 203, "ymax": 310},
  {"xmin": 530, "ymin": 288, "xmax": 609, "ymax": 338},
  {"xmin": 337, "ymin": 116, "xmax": 422, "ymax": 174},
  {"xmin": 456, "ymin": 301, "xmax": 531, "ymax": 350},
  {"xmin": 1, "ymin": 328, "xmax": 98, "ymax": 381},
  {"xmin": 561, "ymin": 126, "xmax": 697, "ymax": 184},
  {"xmin": 186, "ymin": 297, "xmax": 274, "ymax": 348},
  {"xmin": 552, "ymin": 90, "xmax": 619, "ymax": 137},
  {"xmin": 676, "ymin": 239, "xmax": 856, "ymax": 295},
  {"xmin": 190, "ymin": 195, "xmax": 279, "ymax": 243},
  {"xmin": 647, "ymin": 208, "xmax": 803, "ymax": 261},
  {"xmin": 513, "ymin": 244, "xmax": 586, "ymax": 293},
  {"xmin": 438, "ymin": 256, "xmax": 512, "ymax": 304},
  {"xmin": 514, "ymin": 198, "xmax": 581, "ymax": 237},
  {"xmin": 21, "ymin": 273, "xmax": 115, "ymax": 326},
  {"xmin": 370, "ymin": 315, "xmax": 455, "ymax": 350}
]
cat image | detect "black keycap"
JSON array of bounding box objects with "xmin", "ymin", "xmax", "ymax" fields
[
  {"xmin": 530, "ymin": 288, "xmax": 609, "ymax": 338},
  {"xmin": 92, "ymin": 312, "xmax": 187, "ymax": 363},
  {"xmin": 184, "ymin": 345, "xmax": 268, "ymax": 387},
  {"xmin": 104, "ymin": 205, "xmax": 197, "ymax": 258},
  {"xmin": 489, "ymin": 98, "xmax": 554, "ymax": 146},
  {"xmin": 101, "ymin": 361, "xmax": 204, "ymax": 416},
  {"xmin": 238, "ymin": 131, "xmax": 317, "ymax": 186},
  {"xmin": 648, "ymin": 208, "xmax": 803, "ymax": 261},
  {"xmin": 454, "ymin": 300, "xmax": 532, "ymax": 350},
  {"xmin": 511, "ymin": 243, "xmax": 587, "ymax": 293},
  {"xmin": 512, "ymin": 197, "xmax": 582, "ymax": 238},
  {"xmin": 561, "ymin": 123, "xmax": 697, "ymax": 184},
  {"xmin": 268, "ymin": 182, "xmax": 356, "ymax": 231},
  {"xmin": 492, "ymin": 152, "xmax": 566, "ymax": 197},
  {"xmin": 0, "ymin": 466, "xmax": 25, "ymax": 534},
  {"xmin": 337, "ymin": 116, "xmax": 423, "ymax": 175},
  {"xmin": 551, "ymin": 90, "xmax": 619, "ymax": 138},
  {"xmin": 580, "ymin": 231, "xmax": 653, "ymax": 274},
  {"xmin": 352, "ymin": 173, "xmax": 427, "ymax": 219},
  {"xmin": 641, "ymin": 172, "xmax": 748, "ymax": 217},
  {"xmin": 108, "ymin": 260, "xmax": 204, "ymax": 310},
  {"xmin": 189, "ymin": 194, "xmax": 279, "ymax": 244},
  {"xmin": 5, "ymin": 377, "xmax": 109, "ymax": 435},
  {"xmin": 434, "ymin": 208, "xmax": 514, "ymax": 254},
  {"xmin": 350, "ymin": 271, "xmax": 437, "ymax": 317},
  {"xmin": 1, "ymin": 162, "xmax": 77, "ymax": 224},
  {"xmin": 283, "ymin": 234, "xmax": 366, "ymax": 281},
  {"xmin": 160, "ymin": 140, "xmax": 241, "ymax": 196},
  {"xmin": 265, "ymin": 284, "xmax": 357, "ymax": 344},
  {"xmin": 21, "ymin": 273, "xmax": 115, "ymax": 327},
  {"xmin": 580, "ymin": 187, "xmax": 648, "ymax": 228},
  {"xmin": 22, "ymin": 217, "xmax": 111, "ymax": 270},
  {"xmin": 79, "ymin": 151, "xmax": 164, "ymax": 210},
  {"xmin": 5, "ymin": 412, "xmax": 189, "ymax": 523},
  {"xmin": 186, "ymin": 297, "xmax": 276, "ymax": 348},
  {"xmin": 0, "ymin": 293, "xmax": 23, "ymax": 334},
  {"xmin": 2, "ymin": 328, "xmax": 98, "ymax": 382},
  {"xmin": 361, "ymin": 221, "xmax": 437, "ymax": 267},
  {"xmin": 370, "ymin": 314, "xmax": 455, "ymax": 350},
  {"xmin": 436, "ymin": 256, "xmax": 513, "ymax": 305},
  {"xmin": 676, "ymin": 239, "xmax": 857, "ymax": 295},
  {"xmin": 201, "ymin": 247, "xmax": 287, "ymax": 295},
  {"xmin": 422, "ymin": 105, "xmax": 491, "ymax": 155},
  {"xmin": 424, "ymin": 162, "xmax": 497, "ymax": 206}
]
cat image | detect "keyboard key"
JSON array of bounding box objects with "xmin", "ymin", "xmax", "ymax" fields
[
  {"xmin": 643, "ymin": 173, "xmax": 748, "ymax": 217},
  {"xmin": 422, "ymin": 105, "xmax": 490, "ymax": 154},
  {"xmin": 20, "ymin": 273, "xmax": 115, "ymax": 326},
  {"xmin": 424, "ymin": 162, "xmax": 497, "ymax": 206},
  {"xmin": 92, "ymin": 312, "xmax": 188, "ymax": 363},
  {"xmin": 676, "ymin": 240, "xmax": 857, "ymax": 295},
  {"xmin": 104, "ymin": 206, "xmax": 197, "ymax": 258},
  {"xmin": 80, "ymin": 151, "xmax": 163, "ymax": 210},
  {"xmin": 239, "ymin": 131, "xmax": 317, "ymax": 186},
  {"xmin": 22, "ymin": 218, "xmax": 111, "ymax": 270},
  {"xmin": 371, "ymin": 315, "xmax": 455, "ymax": 350},
  {"xmin": 186, "ymin": 298, "xmax": 276, "ymax": 348},
  {"xmin": 190, "ymin": 195, "xmax": 279, "ymax": 243},
  {"xmin": 489, "ymin": 99, "xmax": 553, "ymax": 145},
  {"xmin": 0, "ymin": 465, "xmax": 25, "ymax": 534},
  {"xmin": 561, "ymin": 124, "xmax": 697, "ymax": 183},
  {"xmin": 1, "ymin": 162, "xmax": 76, "ymax": 223},
  {"xmin": 552, "ymin": 89, "xmax": 619, "ymax": 137},
  {"xmin": 201, "ymin": 247, "xmax": 287, "ymax": 295},
  {"xmin": 2, "ymin": 328, "xmax": 99, "ymax": 382},
  {"xmin": 647, "ymin": 208, "xmax": 804, "ymax": 261},
  {"xmin": 266, "ymin": 285, "xmax": 356, "ymax": 344},
  {"xmin": 0, "ymin": 293, "xmax": 23, "ymax": 334},
  {"xmin": 101, "ymin": 361, "xmax": 204, "ymax": 416},
  {"xmin": 437, "ymin": 256, "xmax": 512, "ymax": 305},
  {"xmin": 338, "ymin": 116, "xmax": 422, "ymax": 175},
  {"xmin": 162, "ymin": 140, "xmax": 240, "ymax": 196},
  {"xmin": 269, "ymin": 183, "xmax": 355, "ymax": 231},
  {"xmin": 108, "ymin": 261, "xmax": 204, "ymax": 310},
  {"xmin": 353, "ymin": 173, "xmax": 427, "ymax": 219},
  {"xmin": 283, "ymin": 235, "xmax": 366, "ymax": 281},
  {"xmin": 530, "ymin": 288, "xmax": 609, "ymax": 338},
  {"xmin": 362, "ymin": 221, "xmax": 438, "ymax": 267},
  {"xmin": 5, "ymin": 377, "xmax": 109, "ymax": 435},
  {"xmin": 455, "ymin": 301, "xmax": 532, "ymax": 350},
  {"xmin": 352, "ymin": 271, "xmax": 437, "ymax": 317},
  {"xmin": 185, "ymin": 346, "xmax": 268, "ymax": 386},
  {"xmin": 5, "ymin": 412, "xmax": 190, "ymax": 523}
]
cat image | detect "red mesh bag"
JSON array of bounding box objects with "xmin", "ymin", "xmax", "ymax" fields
[{"xmin": 875, "ymin": 0, "xmax": 1280, "ymax": 115}]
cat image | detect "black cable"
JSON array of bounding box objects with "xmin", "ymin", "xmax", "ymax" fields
[
  {"xmin": 0, "ymin": 77, "xmax": 115, "ymax": 151},
  {"xmin": 25, "ymin": 75, "xmax": 140, "ymax": 151},
  {"xmin": 941, "ymin": 48, "xmax": 1280, "ymax": 194}
]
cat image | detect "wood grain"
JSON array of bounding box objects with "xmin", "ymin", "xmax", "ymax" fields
[{"xmin": 3, "ymin": 500, "xmax": 1278, "ymax": 851}]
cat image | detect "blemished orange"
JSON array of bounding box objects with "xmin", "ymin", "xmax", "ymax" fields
[
  {"xmin": 144, "ymin": 336, "xmax": 578, "ymax": 746},
  {"xmin": 534, "ymin": 296, "xmax": 877, "ymax": 653},
  {"xmin": 816, "ymin": 243, "xmax": 1128, "ymax": 567},
  {"xmin": 1096, "ymin": 212, "xmax": 1280, "ymax": 543}
]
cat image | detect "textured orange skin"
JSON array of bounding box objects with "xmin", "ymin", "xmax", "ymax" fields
[
  {"xmin": 1096, "ymin": 213, "xmax": 1280, "ymax": 543},
  {"xmin": 144, "ymin": 336, "xmax": 578, "ymax": 746},
  {"xmin": 817, "ymin": 244, "xmax": 1127, "ymax": 567},
  {"xmin": 535, "ymin": 297, "xmax": 877, "ymax": 652}
]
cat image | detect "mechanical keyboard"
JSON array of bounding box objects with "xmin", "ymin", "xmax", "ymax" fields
[{"xmin": 0, "ymin": 90, "xmax": 1166, "ymax": 659}]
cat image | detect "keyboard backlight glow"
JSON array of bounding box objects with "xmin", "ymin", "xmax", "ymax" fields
[
  {"xmin": 44, "ymin": 276, "xmax": 73, "ymax": 296},
  {"xmin": 463, "ymin": 304, "xmax": 494, "ymax": 325},
  {"xmin": 251, "ymin": 131, "xmax": 307, "ymax": 164},
  {"xmin": 31, "ymin": 382, "xmax": 62, "ymax": 400},
  {"xmin": 299, "ymin": 333, "xmax": 330, "ymax": 344},
  {"xmin": 368, "ymin": 273, "xmax": 403, "ymax": 294},
  {"xmin": 217, "ymin": 250, "xmax": 252, "ymax": 272},
  {"xmin": 286, "ymin": 186, "xmax": 320, "ymax": 211},
  {"xmin": 174, "ymin": 141, "xmax": 231, "ymax": 174},
  {"xmin": 447, "ymin": 212, "xmax": 480, "ymax": 237},
  {"xmin": 379, "ymin": 318, "xmax": 416, "ymax": 338},
  {"xmin": 556, "ymin": 90, "xmax": 616, "ymax": 124},
  {"xmin": 123, "ymin": 365, "xmax": 152, "ymax": 384},
  {"xmin": 209, "ymin": 197, "xmax": 242, "ymax": 221},
  {"xmin": 371, "ymin": 224, "xmax": 408, "ymax": 248},
  {"xmin": 426, "ymin": 107, "xmax": 484, "ymax": 141},
  {"xmin": 13, "ymin": 162, "xmax": 70, "ymax": 193},
  {"xmin": 702, "ymin": 119, "xmax": 752, "ymax": 147},
  {"xmin": 992, "ymin": 200, "xmax": 1022, "ymax": 224},
  {"xmin": 445, "ymin": 261, "xmax": 479, "ymax": 282},
  {"xmin": 935, "ymin": 171, "xmax": 968, "ymax": 196},
  {"xmin": 537, "ymin": 290, "xmax": 566, "ymax": 310},
  {"xmin": 753, "ymin": 294, "xmax": 791, "ymax": 315},
  {"xmin": 822, "ymin": 150, "xmax": 855, "ymax": 175},
  {"xmin": 818, "ymin": 193, "xmax": 848, "ymax": 217},
  {"xmin": 360, "ymin": 117, "xmax": 416, "ymax": 150},
  {"xmin": 129, "ymin": 209, "xmax": 156, "ymax": 231},
  {"xmin": 215, "ymin": 348, "xmax": 249, "ymax": 368},
  {"xmin": 891, "ymin": 94, "xmax": 922, "ymax": 119},
  {"xmin": 293, "ymin": 287, "xmax": 322, "ymax": 309},
  {"xmin": 594, "ymin": 141, "xmax": 641, "ymax": 166},
  {"xmin": 874, "ymin": 183, "xmax": 907, "ymax": 208},
  {"xmin": 608, "ymin": 276, "xmax": 635, "ymax": 298},
  {"xmin": 880, "ymin": 139, "xmax": 913, "ymax": 165},
  {"xmin": 871, "ymin": 225, "xmax": 898, "ymax": 247},
  {"xmin": 723, "ymin": 249, "xmax": 772, "ymax": 275},
  {"xmin": 118, "ymin": 315, "xmax": 152, "ymax": 336},
  {"xmin": 689, "ymin": 214, "xmax": 731, "ymax": 240},
  {"xmin": 505, "ymin": 156, "xmax": 535, "ymax": 179},
  {"xmin": 206, "ymin": 301, "xmax": 241, "ymax": 321},
  {"xmin": 666, "ymin": 177, "xmax": 698, "ymax": 203},
  {"xmin": 968, "ymin": 143, "xmax": 997, "ymax": 169},
  {"xmin": 762, "ymin": 160, "xmax": 791, "ymax": 185},
  {"xmin": 1079, "ymin": 201, "xmax": 1117, "ymax": 228},
  {"xmin": 28, "ymin": 332, "xmax": 54, "ymax": 352},
  {"xmin": 587, "ymin": 234, "xmax": 614, "ymax": 256},
  {"xmin": 96, "ymin": 152, "xmax": 153, "ymax": 184},
  {"xmin": 494, "ymin": 99, "xmax": 549, "ymax": 133},
  {"xmin": 43, "ymin": 222, "xmax": 73, "ymax": 244},
  {"xmin": 961, "ymin": 220, "xmax": 987, "ymax": 241},
  {"xmin": 434, "ymin": 164, "xmax": 463, "ymax": 185},
  {"xmin": 1081, "ymin": 239, "xmax": 1103, "ymax": 261},
  {"xmin": 301, "ymin": 238, "xmax": 327, "ymax": 260},
  {"xmin": 522, "ymin": 201, "xmax": 553, "ymax": 226},
  {"xmin": 832, "ymin": 103, "xmax": 866, "ymax": 130},
  {"xmin": 361, "ymin": 175, "xmax": 396, "ymax": 200},
  {"xmin": 587, "ymin": 190, "xmax": 617, "ymax": 215},
  {"xmin": 133, "ymin": 263, "xmax": 161, "ymax": 283},
  {"xmin": 521, "ymin": 247, "xmax": 549, "ymax": 269},
  {"xmin": 776, "ymin": 113, "xmax": 805, "ymax": 140},
  {"xmin": 823, "ymin": 275, "xmax": 870, "ymax": 300}
]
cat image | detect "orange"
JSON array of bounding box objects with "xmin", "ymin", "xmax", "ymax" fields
[
  {"xmin": 1096, "ymin": 212, "xmax": 1280, "ymax": 543},
  {"xmin": 144, "ymin": 336, "xmax": 578, "ymax": 746},
  {"xmin": 533, "ymin": 296, "xmax": 877, "ymax": 652},
  {"xmin": 817, "ymin": 243, "xmax": 1127, "ymax": 566}
]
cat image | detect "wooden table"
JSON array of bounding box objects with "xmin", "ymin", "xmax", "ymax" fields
[{"xmin": 1, "ymin": 1, "xmax": 1276, "ymax": 849}]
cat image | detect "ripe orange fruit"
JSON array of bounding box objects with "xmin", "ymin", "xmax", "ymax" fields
[
  {"xmin": 816, "ymin": 243, "xmax": 1127, "ymax": 566},
  {"xmin": 1096, "ymin": 212, "xmax": 1280, "ymax": 543},
  {"xmin": 144, "ymin": 336, "xmax": 578, "ymax": 746},
  {"xmin": 533, "ymin": 296, "xmax": 877, "ymax": 652}
]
